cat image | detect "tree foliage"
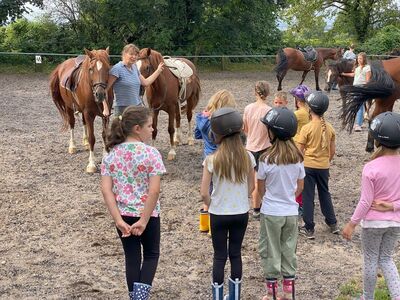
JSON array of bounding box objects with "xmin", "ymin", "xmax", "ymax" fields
[{"xmin": 0, "ymin": 0, "xmax": 43, "ymax": 25}]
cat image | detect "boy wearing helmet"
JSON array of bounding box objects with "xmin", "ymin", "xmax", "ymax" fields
[
  {"xmin": 200, "ymin": 107, "xmax": 256, "ymax": 300},
  {"xmin": 258, "ymin": 107, "xmax": 305, "ymax": 300},
  {"xmin": 343, "ymin": 112, "xmax": 400, "ymax": 300},
  {"xmin": 297, "ymin": 91, "xmax": 339, "ymax": 239}
]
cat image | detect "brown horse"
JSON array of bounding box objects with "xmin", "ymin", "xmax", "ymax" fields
[
  {"xmin": 275, "ymin": 47, "xmax": 343, "ymax": 91},
  {"xmin": 49, "ymin": 48, "xmax": 112, "ymax": 173},
  {"xmin": 324, "ymin": 59, "xmax": 355, "ymax": 106},
  {"xmin": 341, "ymin": 57, "xmax": 400, "ymax": 152},
  {"xmin": 137, "ymin": 48, "xmax": 201, "ymax": 160}
]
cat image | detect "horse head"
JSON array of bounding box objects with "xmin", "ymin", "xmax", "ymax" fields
[
  {"xmin": 324, "ymin": 59, "xmax": 355, "ymax": 92},
  {"xmin": 137, "ymin": 48, "xmax": 163, "ymax": 78},
  {"xmin": 84, "ymin": 47, "xmax": 110, "ymax": 103}
]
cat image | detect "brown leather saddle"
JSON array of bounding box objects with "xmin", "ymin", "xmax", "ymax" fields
[{"xmin": 61, "ymin": 55, "xmax": 86, "ymax": 92}]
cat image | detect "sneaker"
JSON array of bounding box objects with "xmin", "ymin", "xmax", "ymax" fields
[
  {"xmin": 354, "ymin": 124, "xmax": 362, "ymax": 132},
  {"xmin": 329, "ymin": 223, "xmax": 340, "ymax": 234},
  {"xmin": 299, "ymin": 226, "xmax": 315, "ymax": 239}
]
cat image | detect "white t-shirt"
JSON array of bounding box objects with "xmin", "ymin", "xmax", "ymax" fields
[
  {"xmin": 205, "ymin": 152, "xmax": 256, "ymax": 215},
  {"xmin": 257, "ymin": 158, "xmax": 305, "ymax": 216},
  {"xmin": 353, "ymin": 65, "xmax": 371, "ymax": 86}
]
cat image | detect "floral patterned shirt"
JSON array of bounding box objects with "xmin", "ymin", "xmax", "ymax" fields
[{"xmin": 101, "ymin": 142, "xmax": 166, "ymax": 217}]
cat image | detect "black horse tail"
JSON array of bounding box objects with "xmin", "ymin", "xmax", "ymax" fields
[
  {"xmin": 49, "ymin": 66, "xmax": 69, "ymax": 131},
  {"xmin": 340, "ymin": 61, "xmax": 396, "ymax": 132},
  {"xmin": 275, "ymin": 49, "xmax": 288, "ymax": 78}
]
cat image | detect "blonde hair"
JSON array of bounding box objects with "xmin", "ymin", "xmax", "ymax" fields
[
  {"xmin": 211, "ymin": 133, "xmax": 252, "ymax": 183},
  {"xmin": 274, "ymin": 91, "xmax": 288, "ymax": 101},
  {"xmin": 260, "ymin": 138, "xmax": 303, "ymax": 165},
  {"xmin": 121, "ymin": 44, "xmax": 139, "ymax": 57},
  {"xmin": 370, "ymin": 145, "xmax": 400, "ymax": 160},
  {"xmin": 206, "ymin": 90, "xmax": 237, "ymax": 115},
  {"xmin": 255, "ymin": 81, "xmax": 270, "ymax": 99}
]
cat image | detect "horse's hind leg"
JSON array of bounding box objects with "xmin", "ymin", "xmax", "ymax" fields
[
  {"xmin": 173, "ymin": 102, "xmax": 183, "ymax": 145},
  {"xmin": 67, "ymin": 108, "xmax": 77, "ymax": 154},
  {"xmin": 152, "ymin": 110, "xmax": 159, "ymax": 147},
  {"xmin": 276, "ymin": 70, "xmax": 287, "ymax": 91}
]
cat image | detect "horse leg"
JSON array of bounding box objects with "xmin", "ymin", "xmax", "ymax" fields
[
  {"xmin": 101, "ymin": 116, "xmax": 110, "ymax": 156},
  {"xmin": 276, "ymin": 69, "xmax": 287, "ymax": 91},
  {"xmin": 173, "ymin": 102, "xmax": 183, "ymax": 146},
  {"xmin": 314, "ymin": 69, "xmax": 321, "ymax": 91},
  {"xmin": 67, "ymin": 108, "xmax": 77, "ymax": 154},
  {"xmin": 84, "ymin": 112, "xmax": 97, "ymax": 173},
  {"xmin": 300, "ymin": 70, "xmax": 309, "ymax": 85},
  {"xmin": 167, "ymin": 107, "xmax": 177, "ymax": 160},
  {"xmin": 82, "ymin": 115, "xmax": 90, "ymax": 150},
  {"xmin": 152, "ymin": 110, "xmax": 159, "ymax": 147}
]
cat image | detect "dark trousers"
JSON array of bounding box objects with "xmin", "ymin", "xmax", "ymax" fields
[
  {"xmin": 210, "ymin": 213, "xmax": 249, "ymax": 284},
  {"xmin": 302, "ymin": 167, "xmax": 337, "ymax": 231},
  {"xmin": 117, "ymin": 216, "xmax": 160, "ymax": 291}
]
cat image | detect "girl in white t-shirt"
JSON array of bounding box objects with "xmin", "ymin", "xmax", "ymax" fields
[
  {"xmin": 200, "ymin": 107, "xmax": 255, "ymax": 300},
  {"xmin": 258, "ymin": 107, "xmax": 305, "ymax": 300},
  {"xmin": 341, "ymin": 52, "xmax": 371, "ymax": 131}
]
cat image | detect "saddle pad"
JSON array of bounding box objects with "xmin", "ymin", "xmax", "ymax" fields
[
  {"xmin": 299, "ymin": 47, "xmax": 317, "ymax": 62},
  {"xmin": 163, "ymin": 57, "xmax": 193, "ymax": 79}
]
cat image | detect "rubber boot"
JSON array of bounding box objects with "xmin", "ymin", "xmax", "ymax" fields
[
  {"xmin": 199, "ymin": 209, "xmax": 210, "ymax": 232},
  {"xmin": 133, "ymin": 282, "xmax": 152, "ymax": 300},
  {"xmin": 212, "ymin": 282, "xmax": 224, "ymax": 300},
  {"xmin": 223, "ymin": 277, "xmax": 241, "ymax": 300},
  {"xmin": 282, "ymin": 278, "xmax": 295, "ymax": 300},
  {"xmin": 262, "ymin": 279, "xmax": 280, "ymax": 300}
]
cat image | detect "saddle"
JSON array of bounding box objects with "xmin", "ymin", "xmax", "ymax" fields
[
  {"xmin": 297, "ymin": 46, "xmax": 318, "ymax": 62},
  {"xmin": 61, "ymin": 55, "xmax": 86, "ymax": 92},
  {"xmin": 163, "ymin": 57, "xmax": 193, "ymax": 102}
]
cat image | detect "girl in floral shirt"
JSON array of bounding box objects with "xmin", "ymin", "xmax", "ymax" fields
[{"xmin": 101, "ymin": 106, "xmax": 166, "ymax": 300}]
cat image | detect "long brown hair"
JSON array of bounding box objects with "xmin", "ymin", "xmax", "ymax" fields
[
  {"xmin": 106, "ymin": 106, "xmax": 151, "ymax": 152},
  {"xmin": 211, "ymin": 133, "xmax": 252, "ymax": 183},
  {"xmin": 260, "ymin": 138, "xmax": 303, "ymax": 165}
]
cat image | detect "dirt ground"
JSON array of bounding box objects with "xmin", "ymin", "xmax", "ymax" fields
[{"xmin": 1, "ymin": 70, "xmax": 399, "ymax": 300}]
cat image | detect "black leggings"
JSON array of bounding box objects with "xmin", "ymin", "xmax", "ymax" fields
[
  {"xmin": 117, "ymin": 216, "xmax": 160, "ymax": 291},
  {"xmin": 210, "ymin": 213, "xmax": 249, "ymax": 284}
]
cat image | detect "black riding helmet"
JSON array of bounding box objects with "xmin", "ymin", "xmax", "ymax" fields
[
  {"xmin": 305, "ymin": 91, "xmax": 329, "ymax": 116},
  {"xmin": 369, "ymin": 112, "xmax": 400, "ymax": 148},
  {"xmin": 210, "ymin": 107, "xmax": 243, "ymax": 143},
  {"xmin": 260, "ymin": 107, "xmax": 297, "ymax": 141}
]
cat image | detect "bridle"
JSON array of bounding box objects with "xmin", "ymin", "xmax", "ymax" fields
[{"xmin": 88, "ymin": 56, "xmax": 110, "ymax": 119}]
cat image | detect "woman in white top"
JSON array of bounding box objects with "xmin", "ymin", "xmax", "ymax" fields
[
  {"xmin": 200, "ymin": 107, "xmax": 255, "ymax": 300},
  {"xmin": 342, "ymin": 52, "xmax": 371, "ymax": 131}
]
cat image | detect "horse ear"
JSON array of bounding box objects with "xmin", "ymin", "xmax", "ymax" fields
[
  {"xmin": 105, "ymin": 46, "xmax": 110, "ymax": 54},
  {"xmin": 84, "ymin": 48, "xmax": 93, "ymax": 58},
  {"xmin": 146, "ymin": 48, "xmax": 152, "ymax": 57}
]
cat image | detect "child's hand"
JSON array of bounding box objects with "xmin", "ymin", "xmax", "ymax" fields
[
  {"xmin": 116, "ymin": 220, "xmax": 131, "ymax": 237},
  {"xmin": 131, "ymin": 219, "xmax": 147, "ymax": 236},
  {"xmin": 371, "ymin": 200, "xmax": 394, "ymax": 212},
  {"xmin": 342, "ymin": 222, "xmax": 356, "ymax": 240}
]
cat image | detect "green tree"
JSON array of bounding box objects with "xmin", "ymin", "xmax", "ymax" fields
[
  {"xmin": 281, "ymin": 0, "xmax": 400, "ymax": 43},
  {"xmin": 0, "ymin": 0, "xmax": 43, "ymax": 25}
]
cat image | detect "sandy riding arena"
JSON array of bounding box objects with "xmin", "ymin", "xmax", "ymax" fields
[{"xmin": 1, "ymin": 71, "xmax": 399, "ymax": 299}]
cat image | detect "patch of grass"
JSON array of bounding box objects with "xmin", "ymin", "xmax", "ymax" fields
[
  {"xmin": 336, "ymin": 272, "xmax": 394, "ymax": 300},
  {"xmin": 0, "ymin": 63, "xmax": 56, "ymax": 74}
]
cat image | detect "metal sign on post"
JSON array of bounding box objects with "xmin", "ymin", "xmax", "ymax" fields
[{"xmin": 35, "ymin": 55, "xmax": 42, "ymax": 64}]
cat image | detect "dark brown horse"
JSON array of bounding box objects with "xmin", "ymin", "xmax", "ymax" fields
[
  {"xmin": 275, "ymin": 47, "xmax": 343, "ymax": 91},
  {"xmin": 324, "ymin": 59, "xmax": 355, "ymax": 106},
  {"xmin": 137, "ymin": 48, "xmax": 201, "ymax": 160},
  {"xmin": 341, "ymin": 57, "xmax": 400, "ymax": 152},
  {"xmin": 49, "ymin": 48, "xmax": 112, "ymax": 172}
]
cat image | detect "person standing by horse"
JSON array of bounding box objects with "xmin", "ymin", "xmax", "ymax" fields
[
  {"xmin": 341, "ymin": 52, "xmax": 371, "ymax": 132},
  {"xmin": 101, "ymin": 106, "xmax": 166, "ymax": 300},
  {"xmin": 103, "ymin": 44, "xmax": 165, "ymax": 117},
  {"xmin": 343, "ymin": 112, "xmax": 400, "ymax": 300},
  {"xmin": 195, "ymin": 90, "xmax": 237, "ymax": 233},
  {"xmin": 200, "ymin": 107, "xmax": 255, "ymax": 300},
  {"xmin": 343, "ymin": 44, "xmax": 357, "ymax": 61},
  {"xmin": 289, "ymin": 84, "xmax": 311, "ymax": 216},
  {"xmin": 258, "ymin": 107, "xmax": 305, "ymax": 300},
  {"xmin": 243, "ymin": 81, "xmax": 272, "ymax": 219},
  {"xmin": 297, "ymin": 91, "xmax": 339, "ymax": 239}
]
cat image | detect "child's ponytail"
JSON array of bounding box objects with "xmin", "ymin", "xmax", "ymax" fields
[{"xmin": 106, "ymin": 118, "xmax": 126, "ymax": 152}]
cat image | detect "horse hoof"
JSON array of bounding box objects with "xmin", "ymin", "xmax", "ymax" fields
[
  {"xmin": 68, "ymin": 147, "xmax": 77, "ymax": 154},
  {"xmin": 167, "ymin": 154, "xmax": 175, "ymax": 160},
  {"xmin": 86, "ymin": 165, "xmax": 97, "ymax": 173},
  {"xmin": 83, "ymin": 144, "xmax": 90, "ymax": 151},
  {"xmin": 188, "ymin": 139, "xmax": 194, "ymax": 146}
]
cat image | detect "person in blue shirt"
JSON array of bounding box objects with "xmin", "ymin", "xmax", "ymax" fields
[{"xmin": 103, "ymin": 44, "xmax": 164, "ymax": 117}]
